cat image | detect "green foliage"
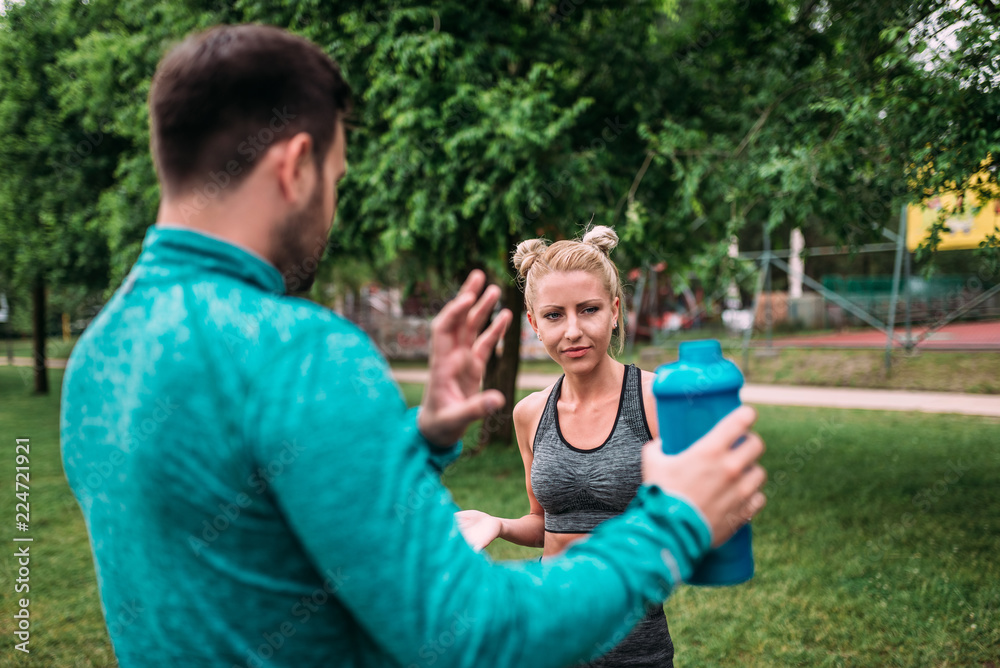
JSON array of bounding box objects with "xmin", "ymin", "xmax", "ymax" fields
[
  {"xmin": 233, "ymin": 1, "xmax": 676, "ymax": 280},
  {"xmin": 3, "ymin": 0, "xmax": 998, "ymax": 292},
  {"xmin": 52, "ymin": 0, "xmax": 239, "ymax": 286},
  {"xmin": 0, "ymin": 0, "xmax": 120, "ymax": 291},
  {"xmin": 637, "ymin": 0, "xmax": 1000, "ymax": 274}
]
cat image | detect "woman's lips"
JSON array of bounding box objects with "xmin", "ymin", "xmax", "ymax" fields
[{"xmin": 563, "ymin": 346, "xmax": 590, "ymax": 358}]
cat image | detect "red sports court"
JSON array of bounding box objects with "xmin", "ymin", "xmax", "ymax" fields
[{"xmin": 765, "ymin": 319, "xmax": 1000, "ymax": 351}]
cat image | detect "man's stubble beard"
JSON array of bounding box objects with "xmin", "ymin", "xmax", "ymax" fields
[{"xmin": 275, "ymin": 179, "xmax": 329, "ymax": 293}]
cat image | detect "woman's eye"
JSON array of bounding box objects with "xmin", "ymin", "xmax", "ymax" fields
[
  {"xmin": 583, "ymin": 306, "xmax": 599, "ymax": 314},
  {"xmin": 544, "ymin": 312, "xmax": 561, "ymax": 320}
]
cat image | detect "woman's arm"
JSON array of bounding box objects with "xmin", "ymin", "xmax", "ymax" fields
[
  {"xmin": 455, "ymin": 391, "xmax": 549, "ymax": 550},
  {"xmin": 497, "ymin": 394, "xmax": 547, "ymax": 547},
  {"xmin": 640, "ymin": 369, "xmax": 659, "ymax": 440}
]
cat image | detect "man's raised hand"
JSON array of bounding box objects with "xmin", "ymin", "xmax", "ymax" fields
[{"xmin": 418, "ymin": 270, "xmax": 513, "ymax": 447}]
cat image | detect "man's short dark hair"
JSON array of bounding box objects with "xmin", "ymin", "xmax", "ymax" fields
[{"xmin": 149, "ymin": 24, "xmax": 353, "ymax": 196}]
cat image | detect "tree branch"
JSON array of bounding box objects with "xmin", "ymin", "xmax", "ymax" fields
[
  {"xmin": 611, "ymin": 150, "xmax": 654, "ymax": 225},
  {"xmin": 733, "ymin": 81, "xmax": 809, "ymax": 159}
]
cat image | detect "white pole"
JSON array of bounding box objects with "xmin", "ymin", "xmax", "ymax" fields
[
  {"xmin": 789, "ymin": 228, "xmax": 804, "ymax": 299},
  {"xmin": 726, "ymin": 237, "xmax": 741, "ymax": 308}
]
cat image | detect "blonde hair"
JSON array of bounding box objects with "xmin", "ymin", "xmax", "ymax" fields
[{"xmin": 512, "ymin": 225, "xmax": 626, "ymax": 356}]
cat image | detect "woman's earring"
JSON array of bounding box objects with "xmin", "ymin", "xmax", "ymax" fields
[{"xmin": 537, "ymin": 332, "xmax": 542, "ymax": 340}]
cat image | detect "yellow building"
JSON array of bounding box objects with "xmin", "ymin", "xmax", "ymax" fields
[{"xmin": 907, "ymin": 173, "xmax": 999, "ymax": 251}]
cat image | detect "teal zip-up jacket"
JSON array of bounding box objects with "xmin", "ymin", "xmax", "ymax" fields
[{"xmin": 60, "ymin": 225, "xmax": 712, "ymax": 668}]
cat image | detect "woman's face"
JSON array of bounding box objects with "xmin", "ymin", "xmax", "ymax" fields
[{"xmin": 529, "ymin": 270, "xmax": 619, "ymax": 370}]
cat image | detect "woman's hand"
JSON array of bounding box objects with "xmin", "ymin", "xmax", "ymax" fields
[
  {"xmin": 418, "ymin": 270, "xmax": 512, "ymax": 447},
  {"xmin": 454, "ymin": 509, "xmax": 504, "ymax": 552}
]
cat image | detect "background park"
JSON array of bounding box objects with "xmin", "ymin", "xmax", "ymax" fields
[{"xmin": 1, "ymin": 0, "xmax": 999, "ymax": 665}]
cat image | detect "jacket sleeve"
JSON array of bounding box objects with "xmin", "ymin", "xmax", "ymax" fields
[
  {"xmin": 248, "ymin": 323, "xmax": 711, "ymax": 668},
  {"xmin": 409, "ymin": 407, "xmax": 464, "ymax": 473}
]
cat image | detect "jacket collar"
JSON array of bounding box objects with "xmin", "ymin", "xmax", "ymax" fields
[{"xmin": 133, "ymin": 224, "xmax": 286, "ymax": 295}]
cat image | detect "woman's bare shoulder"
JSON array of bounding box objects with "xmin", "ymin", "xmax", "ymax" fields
[
  {"xmin": 512, "ymin": 384, "xmax": 555, "ymax": 425},
  {"xmin": 638, "ymin": 367, "xmax": 658, "ymax": 391},
  {"xmin": 638, "ymin": 367, "xmax": 660, "ymax": 439},
  {"xmin": 512, "ymin": 383, "xmax": 557, "ymax": 452}
]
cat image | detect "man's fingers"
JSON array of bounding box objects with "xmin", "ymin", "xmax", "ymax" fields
[
  {"xmin": 431, "ymin": 271, "xmax": 489, "ymax": 345},
  {"xmin": 641, "ymin": 439, "xmax": 665, "ymax": 466},
  {"xmin": 738, "ymin": 463, "xmax": 767, "ymax": 499},
  {"xmin": 733, "ymin": 489, "xmax": 767, "ymax": 527},
  {"xmin": 477, "ymin": 389, "xmax": 507, "ymax": 414},
  {"xmin": 727, "ymin": 432, "xmax": 765, "ymax": 474},
  {"xmin": 747, "ymin": 491, "xmax": 767, "ymax": 518},
  {"xmin": 441, "ymin": 391, "xmax": 506, "ymax": 427},
  {"xmin": 431, "ymin": 290, "xmax": 477, "ymax": 342},
  {"xmin": 472, "ymin": 309, "xmax": 512, "ymax": 361},
  {"xmin": 694, "ymin": 405, "xmax": 758, "ymax": 454},
  {"xmin": 459, "ymin": 269, "xmax": 486, "ymax": 298},
  {"xmin": 466, "ymin": 284, "xmax": 502, "ymax": 342}
]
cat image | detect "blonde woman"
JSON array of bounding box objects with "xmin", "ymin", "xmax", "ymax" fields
[{"xmin": 456, "ymin": 226, "xmax": 676, "ymax": 667}]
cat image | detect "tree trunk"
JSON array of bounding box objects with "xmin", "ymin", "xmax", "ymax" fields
[
  {"xmin": 32, "ymin": 274, "xmax": 48, "ymax": 395},
  {"xmin": 478, "ymin": 278, "xmax": 524, "ymax": 448}
]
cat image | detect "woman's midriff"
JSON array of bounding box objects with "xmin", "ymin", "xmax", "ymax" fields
[{"xmin": 542, "ymin": 530, "xmax": 590, "ymax": 558}]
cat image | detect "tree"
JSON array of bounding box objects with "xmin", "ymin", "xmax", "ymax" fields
[
  {"xmin": 237, "ymin": 0, "xmax": 1000, "ymax": 444},
  {"xmin": 236, "ymin": 0, "xmax": 686, "ymax": 445},
  {"xmin": 15, "ymin": 0, "xmax": 995, "ymax": 425},
  {"xmin": 630, "ymin": 0, "xmax": 999, "ymax": 292},
  {"xmin": 0, "ymin": 0, "xmax": 122, "ymax": 393},
  {"xmin": 53, "ymin": 0, "xmax": 238, "ymax": 287}
]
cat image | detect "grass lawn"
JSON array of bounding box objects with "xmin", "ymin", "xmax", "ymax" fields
[
  {"xmin": 2, "ymin": 336, "xmax": 79, "ymax": 362},
  {"xmin": 400, "ymin": 384, "xmax": 1000, "ymax": 667},
  {"xmin": 0, "ymin": 369, "xmax": 118, "ymax": 667},
  {"xmin": 707, "ymin": 347, "xmax": 1000, "ymax": 395},
  {"xmin": 0, "ymin": 370, "xmax": 997, "ymax": 666}
]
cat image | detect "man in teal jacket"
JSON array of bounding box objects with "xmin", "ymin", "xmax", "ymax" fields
[{"xmin": 60, "ymin": 24, "xmax": 767, "ymax": 667}]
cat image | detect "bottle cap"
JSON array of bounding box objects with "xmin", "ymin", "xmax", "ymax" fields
[
  {"xmin": 652, "ymin": 339, "xmax": 743, "ymax": 398},
  {"xmin": 679, "ymin": 339, "xmax": 722, "ymax": 364}
]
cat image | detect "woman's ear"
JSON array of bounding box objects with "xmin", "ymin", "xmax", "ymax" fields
[{"xmin": 526, "ymin": 310, "xmax": 537, "ymax": 335}]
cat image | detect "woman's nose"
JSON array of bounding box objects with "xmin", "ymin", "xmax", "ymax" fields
[{"xmin": 564, "ymin": 315, "xmax": 582, "ymax": 339}]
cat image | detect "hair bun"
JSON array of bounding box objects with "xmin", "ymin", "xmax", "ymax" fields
[
  {"xmin": 582, "ymin": 225, "xmax": 619, "ymax": 255},
  {"xmin": 512, "ymin": 239, "xmax": 548, "ymax": 278}
]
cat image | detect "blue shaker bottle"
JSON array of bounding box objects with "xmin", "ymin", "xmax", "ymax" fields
[{"xmin": 652, "ymin": 339, "xmax": 754, "ymax": 586}]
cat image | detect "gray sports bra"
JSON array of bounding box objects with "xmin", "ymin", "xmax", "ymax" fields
[{"xmin": 530, "ymin": 363, "xmax": 653, "ymax": 534}]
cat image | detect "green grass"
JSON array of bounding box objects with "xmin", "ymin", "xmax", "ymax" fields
[
  {"xmin": 744, "ymin": 348, "xmax": 1000, "ymax": 394},
  {"xmin": 1, "ymin": 371, "xmax": 997, "ymax": 666},
  {"xmin": 2, "ymin": 336, "xmax": 79, "ymax": 361},
  {"xmin": 404, "ymin": 383, "xmax": 1000, "ymax": 666},
  {"xmin": 0, "ymin": 368, "xmax": 117, "ymax": 667}
]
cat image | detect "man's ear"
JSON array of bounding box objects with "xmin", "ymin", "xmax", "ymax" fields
[{"xmin": 275, "ymin": 132, "xmax": 316, "ymax": 206}]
